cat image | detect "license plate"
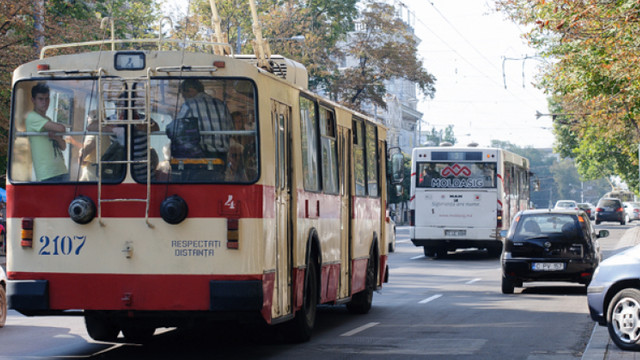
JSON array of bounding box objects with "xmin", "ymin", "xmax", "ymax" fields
[
  {"xmin": 532, "ymin": 262, "xmax": 565, "ymax": 271},
  {"xmin": 445, "ymin": 230, "xmax": 466, "ymax": 236}
]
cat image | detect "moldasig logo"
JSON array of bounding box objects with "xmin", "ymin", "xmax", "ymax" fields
[{"xmin": 440, "ymin": 164, "xmax": 471, "ymax": 177}]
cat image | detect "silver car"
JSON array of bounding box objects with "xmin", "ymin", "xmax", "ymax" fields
[
  {"xmin": 624, "ymin": 202, "xmax": 640, "ymax": 223},
  {"xmin": 588, "ymin": 244, "xmax": 640, "ymax": 350}
]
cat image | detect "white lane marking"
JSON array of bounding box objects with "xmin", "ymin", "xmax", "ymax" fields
[
  {"xmin": 419, "ymin": 294, "xmax": 443, "ymax": 304},
  {"xmin": 465, "ymin": 278, "xmax": 481, "ymax": 285},
  {"xmin": 340, "ymin": 322, "xmax": 380, "ymax": 337},
  {"xmin": 410, "ymin": 255, "xmax": 424, "ymax": 260}
]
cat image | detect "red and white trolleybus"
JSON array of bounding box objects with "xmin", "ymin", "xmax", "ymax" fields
[{"xmin": 5, "ymin": 9, "xmax": 404, "ymax": 342}]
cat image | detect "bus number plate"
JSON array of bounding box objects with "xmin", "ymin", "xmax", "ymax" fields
[
  {"xmin": 445, "ymin": 230, "xmax": 466, "ymax": 236},
  {"xmin": 532, "ymin": 262, "xmax": 565, "ymax": 271}
]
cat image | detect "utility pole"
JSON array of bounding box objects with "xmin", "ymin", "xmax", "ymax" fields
[{"xmin": 35, "ymin": 0, "xmax": 45, "ymax": 53}]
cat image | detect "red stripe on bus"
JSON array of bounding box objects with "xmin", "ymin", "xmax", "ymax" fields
[
  {"xmin": 8, "ymin": 272, "xmax": 264, "ymax": 311},
  {"xmin": 6, "ymin": 183, "xmax": 274, "ymax": 219},
  {"xmin": 351, "ymin": 258, "xmax": 368, "ymax": 294}
]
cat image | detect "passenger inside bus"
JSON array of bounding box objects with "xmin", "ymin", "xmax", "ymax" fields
[
  {"xmin": 78, "ymin": 110, "xmax": 109, "ymax": 181},
  {"xmin": 26, "ymin": 82, "xmax": 69, "ymax": 182},
  {"xmin": 225, "ymin": 142, "xmax": 248, "ymax": 182},
  {"xmin": 165, "ymin": 79, "xmax": 232, "ymax": 181}
]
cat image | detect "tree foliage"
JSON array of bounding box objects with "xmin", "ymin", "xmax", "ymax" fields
[
  {"xmin": 491, "ymin": 139, "xmax": 610, "ymax": 207},
  {"xmin": 175, "ymin": 0, "xmax": 435, "ymax": 114},
  {"xmin": 328, "ymin": 0, "xmax": 436, "ymax": 111},
  {"xmin": 495, "ymin": 0, "xmax": 640, "ymax": 193}
]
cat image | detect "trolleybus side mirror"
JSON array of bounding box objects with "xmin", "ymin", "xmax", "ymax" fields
[{"xmin": 387, "ymin": 147, "xmax": 404, "ymax": 185}]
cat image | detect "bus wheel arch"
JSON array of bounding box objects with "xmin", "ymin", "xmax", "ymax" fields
[
  {"xmin": 347, "ymin": 236, "xmax": 378, "ymax": 314},
  {"xmin": 283, "ymin": 229, "xmax": 321, "ymax": 342}
]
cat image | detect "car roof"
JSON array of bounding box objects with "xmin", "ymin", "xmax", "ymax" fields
[{"xmin": 518, "ymin": 209, "xmax": 583, "ymax": 216}]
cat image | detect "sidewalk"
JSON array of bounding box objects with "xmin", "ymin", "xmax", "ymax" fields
[{"xmin": 583, "ymin": 226, "xmax": 640, "ymax": 360}]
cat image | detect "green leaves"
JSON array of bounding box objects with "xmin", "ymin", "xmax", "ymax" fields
[{"xmin": 496, "ymin": 0, "xmax": 640, "ymax": 193}]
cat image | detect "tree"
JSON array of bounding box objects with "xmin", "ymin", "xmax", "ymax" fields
[
  {"xmin": 328, "ymin": 0, "xmax": 435, "ymax": 112},
  {"xmin": 421, "ymin": 125, "xmax": 456, "ymax": 146},
  {"xmin": 494, "ymin": 1, "xmax": 640, "ymax": 194}
]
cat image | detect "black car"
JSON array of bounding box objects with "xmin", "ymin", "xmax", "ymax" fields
[
  {"xmin": 595, "ymin": 197, "xmax": 625, "ymax": 225},
  {"xmin": 501, "ymin": 209, "xmax": 608, "ymax": 294}
]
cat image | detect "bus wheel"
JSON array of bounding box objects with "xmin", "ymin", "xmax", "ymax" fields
[
  {"xmin": 84, "ymin": 312, "xmax": 119, "ymax": 342},
  {"xmin": 434, "ymin": 248, "xmax": 448, "ymax": 259},
  {"xmin": 285, "ymin": 257, "xmax": 318, "ymax": 343},
  {"xmin": 122, "ymin": 324, "xmax": 156, "ymax": 343},
  {"xmin": 487, "ymin": 244, "xmax": 502, "ymax": 258},
  {"xmin": 423, "ymin": 247, "xmax": 435, "ymax": 257},
  {"xmin": 347, "ymin": 250, "xmax": 375, "ymax": 315}
]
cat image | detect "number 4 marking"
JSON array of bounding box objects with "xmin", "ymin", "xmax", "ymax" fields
[{"xmin": 224, "ymin": 195, "xmax": 236, "ymax": 210}]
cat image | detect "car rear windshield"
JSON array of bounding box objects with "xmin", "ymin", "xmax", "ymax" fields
[
  {"xmin": 598, "ymin": 199, "xmax": 621, "ymax": 208},
  {"xmin": 514, "ymin": 214, "xmax": 583, "ymax": 242}
]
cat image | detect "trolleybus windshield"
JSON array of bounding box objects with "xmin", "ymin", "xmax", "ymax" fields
[{"xmin": 10, "ymin": 77, "xmax": 258, "ymax": 184}]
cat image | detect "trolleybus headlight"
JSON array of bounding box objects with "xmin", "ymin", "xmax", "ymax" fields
[
  {"xmin": 68, "ymin": 195, "xmax": 96, "ymax": 224},
  {"xmin": 160, "ymin": 195, "xmax": 188, "ymax": 224}
]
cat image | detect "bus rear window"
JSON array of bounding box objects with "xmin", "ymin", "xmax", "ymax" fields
[
  {"xmin": 416, "ymin": 162, "xmax": 497, "ymax": 189},
  {"xmin": 9, "ymin": 78, "xmax": 258, "ymax": 184}
]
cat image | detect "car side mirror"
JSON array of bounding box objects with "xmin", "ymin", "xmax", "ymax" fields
[{"xmin": 597, "ymin": 229, "xmax": 610, "ymax": 238}]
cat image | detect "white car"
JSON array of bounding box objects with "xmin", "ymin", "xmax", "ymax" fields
[
  {"xmin": 554, "ymin": 200, "xmax": 579, "ymax": 211},
  {"xmin": 0, "ymin": 266, "xmax": 6, "ymax": 327}
]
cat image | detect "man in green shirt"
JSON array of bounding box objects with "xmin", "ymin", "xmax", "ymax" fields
[{"xmin": 26, "ymin": 83, "xmax": 68, "ymax": 182}]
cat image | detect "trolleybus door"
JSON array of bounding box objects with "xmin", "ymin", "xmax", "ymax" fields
[
  {"xmin": 272, "ymin": 101, "xmax": 292, "ymax": 317},
  {"xmin": 338, "ymin": 127, "xmax": 352, "ymax": 298}
]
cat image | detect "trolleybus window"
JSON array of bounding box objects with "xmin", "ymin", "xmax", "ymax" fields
[
  {"xmin": 365, "ymin": 122, "xmax": 379, "ymax": 197},
  {"xmin": 320, "ymin": 106, "xmax": 338, "ymax": 194},
  {"xmin": 353, "ymin": 119, "xmax": 366, "ymax": 196},
  {"xmin": 300, "ymin": 96, "xmax": 320, "ymax": 192},
  {"xmin": 416, "ymin": 162, "xmax": 497, "ymax": 189},
  {"xmin": 9, "ymin": 78, "xmax": 258, "ymax": 184}
]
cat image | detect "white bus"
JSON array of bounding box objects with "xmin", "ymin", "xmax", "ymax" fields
[{"xmin": 409, "ymin": 145, "xmax": 530, "ymax": 258}]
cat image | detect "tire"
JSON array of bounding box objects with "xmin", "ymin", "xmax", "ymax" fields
[
  {"xmin": 487, "ymin": 244, "xmax": 503, "ymax": 258},
  {"xmin": 121, "ymin": 324, "xmax": 156, "ymax": 343},
  {"xmin": 388, "ymin": 241, "xmax": 395, "ymax": 253},
  {"xmin": 84, "ymin": 312, "xmax": 120, "ymax": 342},
  {"xmin": 347, "ymin": 250, "xmax": 376, "ymax": 315},
  {"xmin": 434, "ymin": 248, "xmax": 448, "ymax": 259},
  {"xmin": 596, "ymin": 220, "xmax": 601, "ymax": 225},
  {"xmin": 621, "ymin": 218, "xmax": 627, "ymax": 225},
  {"xmin": 0, "ymin": 285, "xmax": 6, "ymax": 328},
  {"xmin": 423, "ymin": 247, "xmax": 434, "ymax": 257},
  {"xmin": 607, "ymin": 288, "xmax": 640, "ymax": 351},
  {"xmin": 284, "ymin": 255, "xmax": 318, "ymax": 343},
  {"xmin": 501, "ymin": 275, "xmax": 515, "ymax": 294}
]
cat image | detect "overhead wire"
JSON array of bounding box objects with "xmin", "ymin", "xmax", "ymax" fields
[{"xmin": 394, "ymin": 0, "xmax": 547, "ymax": 111}]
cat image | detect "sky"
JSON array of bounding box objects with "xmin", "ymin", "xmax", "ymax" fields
[{"xmin": 161, "ymin": 0, "xmax": 554, "ymax": 149}]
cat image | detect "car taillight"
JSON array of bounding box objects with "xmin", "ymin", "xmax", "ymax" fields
[
  {"xmin": 596, "ymin": 208, "xmax": 603, "ymax": 212},
  {"xmin": 617, "ymin": 207, "xmax": 624, "ymax": 212},
  {"xmin": 635, "ymin": 209, "xmax": 640, "ymax": 213}
]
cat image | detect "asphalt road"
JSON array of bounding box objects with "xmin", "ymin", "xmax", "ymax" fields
[{"xmin": 0, "ymin": 224, "xmax": 638, "ymax": 359}]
